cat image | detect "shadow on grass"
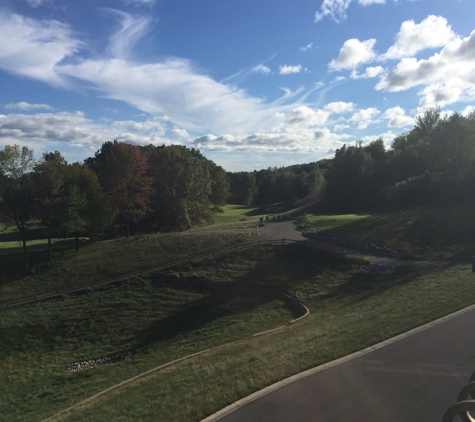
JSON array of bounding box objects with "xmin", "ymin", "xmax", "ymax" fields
[
  {"xmin": 324, "ymin": 204, "xmax": 475, "ymax": 261},
  {"xmin": 324, "ymin": 264, "xmax": 450, "ymax": 302},
  {"xmin": 134, "ymin": 291, "xmax": 275, "ymax": 348},
  {"xmin": 243, "ymin": 202, "xmax": 288, "ymax": 217}
]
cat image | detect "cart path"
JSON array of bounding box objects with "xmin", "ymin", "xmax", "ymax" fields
[
  {"xmin": 207, "ymin": 300, "xmax": 475, "ymax": 422},
  {"xmin": 257, "ymin": 220, "xmax": 454, "ymax": 268}
]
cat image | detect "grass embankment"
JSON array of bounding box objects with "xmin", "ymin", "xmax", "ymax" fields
[
  {"xmin": 213, "ymin": 203, "xmax": 288, "ymax": 225},
  {"xmin": 1, "ymin": 276, "xmax": 296, "ymax": 422},
  {"xmin": 36, "ymin": 244, "xmax": 475, "ymax": 422},
  {"xmin": 294, "ymin": 213, "xmax": 369, "ymax": 231},
  {"xmin": 0, "ymin": 230, "xmax": 250, "ymax": 305},
  {"xmin": 301, "ymin": 204, "xmax": 475, "ymax": 260}
]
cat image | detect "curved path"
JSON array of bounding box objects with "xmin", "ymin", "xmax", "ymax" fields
[
  {"xmin": 205, "ymin": 302, "xmax": 475, "ymax": 422},
  {"xmin": 256, "ymin": 220, "xmax": 453, "ymax": 268},
  {"xmin": 203, "ymin": 221, "xmax": 473, "ymax": 422}
]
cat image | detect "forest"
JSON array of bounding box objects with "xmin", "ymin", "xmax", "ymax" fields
[{"xmin": 1, "ymin": 108, "xmax": 474, "ymax": 269}]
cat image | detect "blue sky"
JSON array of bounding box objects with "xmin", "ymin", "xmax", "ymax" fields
[{"xmin": 1, "ymin": 0, "xmax": 474, "ymax": 171}]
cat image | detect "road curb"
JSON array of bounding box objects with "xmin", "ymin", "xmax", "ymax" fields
[{"xmin": 201, "ymin": 301, "xmax": 475, "ymax": 422}]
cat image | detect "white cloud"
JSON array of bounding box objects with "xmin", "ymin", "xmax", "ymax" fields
[
  {"xmin": 279, "ymin": 64, "xmax": 302, "ymax": 75},
  {"xmin": 382, "ymin": 15, "xmax": 457, "ymax": 60},
  {"xmin": 358, "ymin": 0, "xmax": 385, "ymax": 4},
  {"xmin": 5, "ymin": 102, "xmax": 52, "ymax": 110},
  {"xmin": 315, "ymin": 0, "xmax": 352, "ymax": 23},
  {"xmin": 376, "ymin": 29, "xmax": 475, "ymax": 109},
  {"xmin": 252, "ymin": 64, "xmax": 271, "ymax": 74},
  {"xmin": 333, "ymin": 124, "xmax": 350, "ymax": 131},
  {"xmin": 122, "ymin": 0, "xmax": 156, "ymax": 5},
  {"xmin": 0, "ymin": 12, "xmax": 82, "ymax": 87},
  {"xmin": 381, "ymin": 106, "xmax": 414, "ymax": 127},
  {"xmin": 315, "ymin": 0, "xmax": 385, "ymax": 23},
  {"xmin": 26, "ymin": 0, "xmax": 50, "ymax": 7},
  {"xmin": 286, "ymin": 106, "xmax": 330, "ymax": 126},
  {"xmin": 170, "ymin": 128, "xmax": 190, "ymax": 138},
  {"xmin": 462, "ymin": 105, "xmax": 475, "ymax": 116},
  {"xmin": 106, "ymin": 10, "xmax": 151, "ymax": 59},
  {"xmin": 350, "ymin": 66, "xmax": 384, "ymax": 79},
  {"xmin": 190, "ymin": 130, "xmax": 350, "ymax": 153},
  {"xmin": 360, "ymin": 130, "xmax": 396, "ymax": 146},
  {"xmin": 300, "ymin": 43, "xmax": 313, "ymax": 52},
  {"xmin": 330, "ymin": 38, "xmax": 376, "ymax": 70},
  {"xmin": 323, "ymin": 101, "xmax": 355, "ymax": 113},
  {"xmin": 0, "ymin": 112, "xmax": 171, "ymax": 151},
  {"xmin": 350, "ymin": 107, "xmax": 379, "ymax": 129}
]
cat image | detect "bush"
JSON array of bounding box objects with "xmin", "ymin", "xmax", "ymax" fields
[{"xmin": 295, "ymin": 214, "xmax": 311, "ymax": 230}]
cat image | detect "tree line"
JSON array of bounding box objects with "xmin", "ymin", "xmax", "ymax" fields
[
  {"xmin": 0, "ymin": 142, "xmax": 229, "ymax": 268},
  {"xmin": 226, "ymin": 108, "xmax": 475, "ymax": 213},
  {"xmin": 2, "ymin": 107, "xmax": 474, "ymax": 269}
]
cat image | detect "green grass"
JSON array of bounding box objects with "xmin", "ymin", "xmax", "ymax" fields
[
  {"xmin": 314, "ymin": 204, "xmax": 475, "ymax": 260},
  {"xmin": 0, "ymin": 229, "xmax": 249, "ymax": 305},
  {"xmin": 0, "ymin": 238, "xmax": 77, "ymax": 254},
  {"xmin": 23, "ymin": 244, "xmax": 475, "ymax": 422},
  {"xmin": 294, "ymin": 213, "xmax": 369, "ymax": 231},
  {"xmin": 213, "ymin": 203, "xmax": 288, "ymax": 225},
  {"xmin": 0, "ymin": 276, "xmax": 296, "ymax": 422}
]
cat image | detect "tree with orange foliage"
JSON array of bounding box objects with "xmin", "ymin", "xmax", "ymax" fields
[{"xmin": 100, "ymin": 142, "xmax": 153, "ymax": 238}]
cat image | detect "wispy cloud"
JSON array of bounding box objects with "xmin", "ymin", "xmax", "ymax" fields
[
  {"xmin": 252, "ymin": 64, "xmax": 271, "ymax": 74},
  {"xmin": 5, "ymin": 102, "xmax": 52, "ymax": 110},
  {"xmin": 300, "ymin": 42, "xmax": 313, "ymax": 52},
  {"xmin": 315, "ymin": 0, "xmax": 352, "ymax": 23},
  {"xmin": 105, "ymin": 9, "xmax": 151, "ymax": 59},
  {"xmin": 315, "ymin": 0, "xmax": 385, "ymax": 23},
  {"xmin": 0, "ymin": 12, "xmax": 82, "ymax": 87}
]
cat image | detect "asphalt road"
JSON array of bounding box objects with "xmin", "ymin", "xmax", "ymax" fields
[
  {"xmin": 257, "ymin": 221, "xmax": 421, "ymax": 267},
  {"xmin": 218, "ymin": 304, "xmax": 475, "ymax": 422},
  {"xmin": 211, "ymin": 221, "xmax": 473, "ymax": 422}
]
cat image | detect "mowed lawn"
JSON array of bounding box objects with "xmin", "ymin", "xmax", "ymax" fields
[
  {"xmin": 213, "ymin": 203, "xmax": 288, "ymax": 225},
  {"xmin": 24, "ymin": 244, "xmax": 475, "ymax": 422},
  {"xmin": 295, "ymin": 213, "xmax": 370, "ymax": 231},
  {"xmin": 0, "ymin": 229, "xmax": 249, "ymax": 305},
  {"xmin": 0, "ymin": 275, "xmax": 297, "ymax": 422}
]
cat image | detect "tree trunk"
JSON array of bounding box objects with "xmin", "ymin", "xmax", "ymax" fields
[
  {"xmin": 22, "ymin": 237, "xmax": 28, "ymax": 270},
  {"xmin": 126, "ymin": 209, "xmax": 130, "ymax": 239},
  {"xmin": 48, "ymin": 236, "xmax": 52, "ymax": 264}
]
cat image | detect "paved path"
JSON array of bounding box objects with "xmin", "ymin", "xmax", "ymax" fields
[
  {"xmin": 208, "ymin": 221, "xmax": 471, "ymax": 422},
  {"xmin": 216, "ymin": 306, "xmax": 475, "ymax": 422},
  {"xmin": 257, "ymin": 221, "xmax": 439, "ymax": 267}
]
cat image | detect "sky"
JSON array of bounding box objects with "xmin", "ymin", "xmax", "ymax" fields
[{"xmin": 1, "ymin": 0, "xmax": 475, "ymax": 172}]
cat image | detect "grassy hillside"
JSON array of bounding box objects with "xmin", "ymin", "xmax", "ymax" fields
[
  {"xmin": 0, "ymin": 229, "xmax": 250, "ymax": 305},
  {"xmin": 296, "ymin": 204, "xmax": 475, "ymax": 260},
  {"xmin": 1, "ymin": 275, "xmax": 295, "ymax": 422},
  {"xmin": 41, "ymin": 244, "xmax": 475, "ymax": 422}
]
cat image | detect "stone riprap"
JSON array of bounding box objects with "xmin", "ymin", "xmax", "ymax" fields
[
  {"xmin": 303, "ymin": 231, "xmax": 412, "ymax": 259},
  {"xmin": 67, "ymin": 351, "xmax": 134, "ymax": 372}
]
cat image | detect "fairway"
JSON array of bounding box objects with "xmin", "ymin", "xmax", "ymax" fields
[
  {"xmin": 294, "ymin": 213, "xmax": 369, "ymax": 231},
  {"xmin": 213, "ymin": 203, "xmax": 288, "ymax": 225}
]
